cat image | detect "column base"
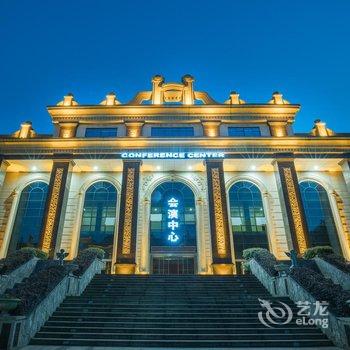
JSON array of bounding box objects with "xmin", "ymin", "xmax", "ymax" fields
[
  {"xmin": 212, "ymin": 263, "xmax": 234, "ymax": 275},
  {"xmin": 114, "ymin": 263, "xmax": 136, "ymax": 274}
]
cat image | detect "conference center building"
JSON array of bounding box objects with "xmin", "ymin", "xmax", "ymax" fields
[{"xmin": 0, "ymin": 75, "xmax": 349, "ymax": 275}]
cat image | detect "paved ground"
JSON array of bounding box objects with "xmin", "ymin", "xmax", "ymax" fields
[{"xmin": 21, "ymin": 346, "xmax": 341, "ymax": 350}]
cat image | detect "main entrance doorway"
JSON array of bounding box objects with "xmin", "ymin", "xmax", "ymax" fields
[{"xmin": 150, "ymin": 181, "xmax": 197, "ymax": 275}]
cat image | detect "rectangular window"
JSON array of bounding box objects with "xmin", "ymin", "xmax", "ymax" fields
[
  {"xmin": 228, "ymin": 127, "xmax": 261, "ymax": 137},
  {"xmin": 151, "ymin": 127, "xmax": 194, "ymax": 137},
  {"xmin": 85, "ymin": 128, "xmax": 118, "ymax": 138}
]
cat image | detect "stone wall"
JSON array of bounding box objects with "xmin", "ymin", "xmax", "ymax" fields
[
  {"xmin": 315, "ymin": 257, "xmax": 350, "ymax": 290},
  {"xmin": 0, "ymin": 257, "xmax": 104, "ymax": 349},
  {"xmin": 249, "ymin": 257, "xmax": 350, "ymax": 349},
  {"xmin": 0, "ymin": 257, "xmax": 38, "ymax": 294}
]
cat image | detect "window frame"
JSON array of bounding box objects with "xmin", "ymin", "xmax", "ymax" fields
[
  {"xmin": 228, "ymin": 126, "xmax": 261, "ymax": 137},
  {"xmin": 85, "ymin": 127, "xmax": 118, "ymax": 138},
  {"xmin": 150, "ymin": 126, "xmax": 195, "ymax": 137}
]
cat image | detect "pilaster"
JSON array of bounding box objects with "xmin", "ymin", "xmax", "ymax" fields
[
  {"xmin": 205, "ymin": 160, "xmax": 233, "ymax": 274},
  {"xmin": 339, "ymin": 156, "xmax": 350, "ymax": 192},
  {"xmin": 273, "ymin": 155, "xmax": 309, "ymax": 254},
  {"xmin": 115, "ymin": 160, "xmax": 141, "ymax": 274},
  {"xmin": 0, "ymin": 157, "xmax": 9, "ymax": 189},
  {"xmin": 40, "ymin": 155, "xmax": 74, "ymax": 257},
  {"xmin": 202, "ymin": 121, "xmax": 221, "ymax": 137},
  {"xmin": 125, "ymin": 122, "xmax": 144, "ymax": 138}
]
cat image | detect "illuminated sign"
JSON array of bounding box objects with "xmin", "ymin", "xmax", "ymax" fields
[
  {"xmin": 121, "ymin": 152, "xmax": 225, "ymax": 159},
  {"xmin": 167, "ymin": 197, "xmax": 179, "ymax": 243}
]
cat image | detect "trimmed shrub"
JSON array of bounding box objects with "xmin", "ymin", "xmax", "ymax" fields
[
  {"xmin": 72, "ymin": 248, "xmax": 105, "ymax": 276},
  {"xmin": 242, "ymin": 248, "xmax": 278, "ymax": 276},
  {"xmin": 7, "ymin": 264, "xmax": 69, "ymax": 315},
  {"xmin": 20, "ymin": 247, "xmax": 48, "ymax": 260},
  {"xmin": 303, "ymin": 246, "xmax": 333, "ymax": 260},
  {"xmin": 0, "ymin": 250, "xmax": 35, "ymax": 275},
  {"xmin": 83, "ymin": 247, "xmax": 105, "ymax": 260},
  {"xmin": 290, "ymin": 266, "xmax": 350, "ymax": 317}
]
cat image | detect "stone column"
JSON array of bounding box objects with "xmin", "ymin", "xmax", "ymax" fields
[
  {"xmin": 0, "ymin": 157, "xmax": 9, "ymax": 189},
  {"xmin": 339, "ymin": 157, "xmax": 350, "ymax": 192},
  {"xmin": 273, "ymin": 156, "xmax": 309, "ymax": 254},
  {"xmin": 140, "ymin": 198, "xmax": 151, "ymax": 273},
  {"xmin": 196, "ymin": 197, "xmax": 207, "ymax": 273},
  {"xmin": 40, "ymin": 156, "xmax": 74, "ymax": 258},
  {"xmin": 0, "ymin": 190, "xmax": 19, "ymax": 258},
  {"xmin": 205, "ymin": 160, "xmax": 233, "ymax": 274},
  {"xmin": 115, "ymin": 160, "xmax": 141, "ymax": 274}
]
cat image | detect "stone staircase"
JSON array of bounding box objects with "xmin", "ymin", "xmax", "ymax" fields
[{"xmin": 30, "ymin": 274, "xmax": 334, "ymax": 348}]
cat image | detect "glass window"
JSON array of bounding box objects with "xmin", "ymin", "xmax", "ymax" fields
[
  {"xmin": 85, "ymin": 128, "xmax": 118, "ymax": 138},
  {"xmin": 228, "ymin": 181, "xmax": 268, "ymax": 260},
  {"xmin": 228, "ymin": 127, "xmax": 261, "ymax": 137},
  {"xmin": 299, "ymin": 181, "xmax": 342, "ymax": 255},
  {"xmin": 79, "ymin": 181, "xmax": 117, "ymax": 259},
  {"xmin": 150, "ymin": 182, "xmax": 196, "ymax": 249},
  {"xmin": 151, "ymin": 127, "xmax": 194, "ymax": 137},
  {"xmin": 8, "ymin": 182, "xmax": 49, "ymax": 254}
]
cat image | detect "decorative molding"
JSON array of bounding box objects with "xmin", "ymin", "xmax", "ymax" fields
[
  {"xmin": 121, "ymin": 168, "xmax": 135, "ymax": 255},
  {"xmin": 211, "ymin": 168, "xmax": 227, "ymax": 257},
  {"xmin": 282, "ymin": 167, "xmax": 307, "ymax": 253},
  {"xmin": 41, "ymin": 167, "xmax": 64, "ymax": 253},
  {"xmin": 191, "ymin": 174, "xmax": 205, "ymax": 192},
  {"xmin": 141, "ymin": 174, "xmax": 154, "ymax": 192}
]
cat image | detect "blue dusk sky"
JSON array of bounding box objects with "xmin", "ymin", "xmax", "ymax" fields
[{"xmin": 1, "ymin": 0, "xmax": 349, "ymax": 134}]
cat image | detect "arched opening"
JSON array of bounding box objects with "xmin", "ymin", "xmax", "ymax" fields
[
  {"xmin": 228, "ymin": 181, "xmax": 269, "ymax": 273},
  {"xmin": 8, "ymin": 181, "xmax": 49, "ymax": 254},
  {"xmin": 299, "ymin": 180, "xmax": 342, "ymax": 255},
  {"xmin": 79, "ymin": 181, "xmax": 118, "ymax": 259},
  {"xmin": 150, "ymin": 181, "xmax": 197, "ymax": 274}
]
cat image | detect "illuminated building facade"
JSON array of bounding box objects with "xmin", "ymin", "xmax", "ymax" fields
[{"xmin": 0, "ymin": 75, "xmax": 349, "ymax": 274}]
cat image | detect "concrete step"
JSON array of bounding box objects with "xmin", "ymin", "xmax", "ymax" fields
[
  {"xmin": 30, "ymin": 338, "xmax": 334, "ymax": 347},
  {"xmin": 30, "ymin": 274, "xmax": 333, "ymax": 348},
  {"xmin": 40, "ymin": 326, "xmax": 322, "ymax": 334},
  {"xmin": 34, "ymin": 331, "xmax": 329, "ymax": 341}
]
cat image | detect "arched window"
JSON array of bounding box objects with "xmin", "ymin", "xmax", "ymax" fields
[
  {"xmin": 79, "ymin": 181, "xmax": 117, "ymax": 259},
  {"xmin": 228, "ymin": 181, "xmax": 268, "ymax": 260},
  {"xmin": 299, "ymin": 181, "xmax": 342, "ymax": 255},
  {"xmin": 8, "ymin": 181, "xmax": 49, "ymax": 254},
  {"xmin": 150, "ymin": 182, "xmax": 196, "ymax": 249}
]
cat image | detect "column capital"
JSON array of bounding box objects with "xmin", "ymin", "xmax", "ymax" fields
[
  {"xmin": 271, "ymin": 153, "xmax": 295, "ymax": 165},
  {"xmin": 125, "ymin": 122, "xmax": 144, "ymax": 138},
  {"xmin": 201, "ymin": 121, "xmax": 221, "ymax": 137}
]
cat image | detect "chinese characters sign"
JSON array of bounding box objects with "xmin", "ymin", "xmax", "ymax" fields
[{"xmin": 167, "ymin": 197, "xmax": 179, "ymax": 243}]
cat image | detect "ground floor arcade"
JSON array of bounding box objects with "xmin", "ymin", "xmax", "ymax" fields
[{"xmin": 0, "ymin": 156, "xmax": 349, "ymax": 274}]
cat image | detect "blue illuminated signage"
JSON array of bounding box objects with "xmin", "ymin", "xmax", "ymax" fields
[
  {"xmin": 167, "ymin": 197, "xmax": 179, "ymax": 243},
  {"xmin": 121, "ymin": 152, "xmax": 224, "ymax": 159}
]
